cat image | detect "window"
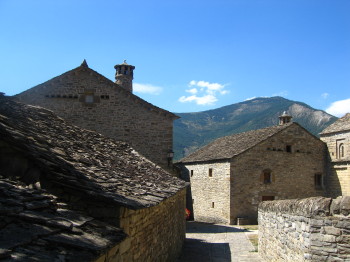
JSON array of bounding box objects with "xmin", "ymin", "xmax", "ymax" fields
[
  {"xmin": 339, "ymin": 144, "xmax": 344, "ymax": 158},
  {"xmin": 100, "ymin": 95, "xmax": 110, "ymax": 100},
  {"xmin": 212, "ymin": 202, "xmax": 215, "ymax": 208},
  {"xmin": 85, "ymin": 95, "xmax": 94, "ymax": 103},
  {"xmin": 209, "ymin": 168, "xmax": 213, "ymax": 177},
  {"xmin": 262, "ymin": 196, "xmax": 275, "ymax": 201},
  {"xmin": 190, "ymin": 170, "xmax": 194, "ymax": 177},
  {"xmin": 286, "ymin": 145, "xmax": 292, "ymax": 153},
  {"xmin": 336, "ymin": 139, "xmax": 345, "ymax": 159},
  {"xmin": 315, "ymin": 173, "xmax": 323, "ymax": 188},
  {"xmin": 262, "ymin": 169, "xmax": 272, "ymax": 184}
]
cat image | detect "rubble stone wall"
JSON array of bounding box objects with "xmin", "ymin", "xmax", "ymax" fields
[{"xmin": 259, "ymin": 197, "xmax": 350, "ymax": 261}]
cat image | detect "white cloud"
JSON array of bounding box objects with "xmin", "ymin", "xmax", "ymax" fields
[
  {"xmin": 326, "ymin": 98, "xmax": 350, "ymax": 117},
  {"xmin": 186, "ymin": 88, "xmax": 198, "ymax": 94},
  {"xmin": 179, "ymin": 94, "xmax": 218, "ymax": 105},
  {"xmin": 321, "ymin": 93, "xmax": 329, "ymax": 99},
  {"xmin": 133, "ymin": 83, "xmax": 162, "ymax": 95},
  {"xmin": 179, "ymin": 80, "xmax": 229, "ymax": 106}
]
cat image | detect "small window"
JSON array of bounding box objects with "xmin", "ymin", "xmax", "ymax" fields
[
  {"xmin": 286, "ymin": 145, "xmax": 292, "ymax": 153},
  {"xmin": 190, "ymin": 170, "xmax": 194, "ymax": 177},
  {"xmin": 315, "ymin": 173, "xmax": 323, "ymax": 188},
  {"xmin": 209, "ymin": 168, "xmax": 213, "ymax": 177},
  {"xmin": 212, "ymin": 202, "xmax": 215, "ymax": 208},
  {"xmin": 263, "ymin": 170, "xmax": 272, "ymax": 184},
  {"xmin": 262, "ymin": 196, "xmax": 275, "ymax": 201},
  {"xmin": 85, "ymin": 95, "xmax": 94, "ymax": 103},
  {"xmin": 339, "ymin": 144, "xmax": 344, "ymax": 158}
]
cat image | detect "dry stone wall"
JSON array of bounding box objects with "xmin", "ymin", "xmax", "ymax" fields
[{"xmin": 259, "ymin": 197, "xmax": 350, "ymax": 261}]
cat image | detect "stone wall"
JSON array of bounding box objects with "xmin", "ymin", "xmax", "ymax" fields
[
  {"xmin": 117, "ymin": 188, "xmax": 187, "ymax": 262},
  {"xmin": 16, "ymin": 67, "xmax": 175, "ymax": 170},
  {"xmin": 320, "ymin": 131, "xmax": 350, "ymax": 197},
  {"xmin": 182, "ymin": 161, "xmax": 231, "ymax": 223},
  {"xmin": 259, "ymin": 196, "xmax": 350, "ymax": 261},
  {"xmin": 231, "ymin": 124, "xmax": 326, "ymax": 224}
]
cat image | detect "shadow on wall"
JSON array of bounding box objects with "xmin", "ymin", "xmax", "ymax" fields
[
  {"xmin": 185, "ymin": 221, "xmax": 246, "ymax": 234},
  {"xmin": 178, "ymin": 165, "xmax": 195, "ymax": 220},
  {"xmin": 177, "ymin": 238, "xmax": 231, "ymax": 262}
]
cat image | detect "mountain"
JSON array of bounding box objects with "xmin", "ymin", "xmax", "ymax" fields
[{"xmin": 173, "ymin": 96, "xmax": 337, "ymax": 160}]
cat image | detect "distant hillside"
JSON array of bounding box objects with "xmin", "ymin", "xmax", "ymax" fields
[{"xmin": 173, "ymin": 96, "xmax": 337, "ymax": 160}]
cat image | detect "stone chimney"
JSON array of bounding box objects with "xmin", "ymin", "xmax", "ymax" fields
[
  {"xmin": 279, "ymin": 111, "xmax": 292, "ymax": 125},
  {"xmin": 114, "ymin": 60, "xmax": 135, "ymax": 92}
]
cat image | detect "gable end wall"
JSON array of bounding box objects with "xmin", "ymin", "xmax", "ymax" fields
[{"xmin": 16, "ymin": 69, "xmax": 174, "ymax": 169}]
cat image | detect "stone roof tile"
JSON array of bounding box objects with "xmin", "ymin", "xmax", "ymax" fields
[
  {"xmin": 320, "ymin": 113, "xmax": 350, "ymax": 135},
  {"xmin": 179, "ymin": 123, "xmax": 294, "ymax": 163},
  {"xmin": 0, "ymin": 177, "xmax": 126, "ymax": 261},
  {"xmin": 0, "ymin": 96, "xmax": 186, "ymax": 209}
]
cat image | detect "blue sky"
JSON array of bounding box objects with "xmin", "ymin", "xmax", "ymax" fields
[{"xmin": 1, "ymin": 0, "xmax": 349, "ymax": 116}]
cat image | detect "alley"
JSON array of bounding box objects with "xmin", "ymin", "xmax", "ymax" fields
[{"xmin": 178, "ymin": 222, "xmax": 261, "ymax": 262}]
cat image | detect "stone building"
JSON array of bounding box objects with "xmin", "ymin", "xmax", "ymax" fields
[
  {"xmin": 0, "ymin": 95, "xmax": 187, "ymax": 261},
  {"xmin": 15, "ymin": 60, "xmax": 178, "ymax": 170},
  {"xmin": 177, "ymin": 113, "xmax": 326, "ymax": 224},
  {"xmin": 320, "ymin": 113, "xmax": 350, "ymax": 197}
]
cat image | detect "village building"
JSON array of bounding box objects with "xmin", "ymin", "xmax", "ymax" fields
[
  {"xmin": 15, "ymin": 60, "xmax": 178, "ymax": 170},
  {"xmin": 320, "ymin": 113, "xmax": 350, "ymax": 197},
  {"xmin": 177, "ymin": 113, "xmax": 326, "ymax": 224},
  {"xmin": 0, "ymin": 95, "xmax": 187, "ymax": 261}
]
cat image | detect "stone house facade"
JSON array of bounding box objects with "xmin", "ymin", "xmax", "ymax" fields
[
  {"xmin": 15, "ymin": 60, "xmax": 178, "ymax": 170},
  {"xmin": 177, "ymin": 114, "xmax": 326, "ymax": 224},
  {"xmin": 0, "ymin": 95, "xmax": 187, "ymax": 261},
  {"xmin": 320, "ymin": 113, "xmax": 350, "ymax": 197}
]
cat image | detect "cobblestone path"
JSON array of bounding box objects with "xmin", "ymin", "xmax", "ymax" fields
[{"xmin": 178, "ymin": 221, "xmax": 261, "ymax": 262}]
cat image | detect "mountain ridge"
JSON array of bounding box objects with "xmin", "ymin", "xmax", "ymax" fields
[{"xmin": 173, "ymin": 96, "xmax": 337, "ymax": 160}]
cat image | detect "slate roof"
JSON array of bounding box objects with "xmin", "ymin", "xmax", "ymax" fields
[
  {"xmin": 178, "ymin": 122, "xmax": 295, "ymax": 163},
  {"xmin": 0, "ymin": 177, "xmax": 126, "ymax": 262},
  {"xmin": 320, "ymin": 113, "xmax": 350, "ymax": 135},
  {"xmin": 0, "ymin": 95, "xmax": 186, "ymax": 209}
]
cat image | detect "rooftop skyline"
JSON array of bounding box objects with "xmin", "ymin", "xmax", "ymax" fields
[{"xmin": 1, "ymin": 0, "xmax": 349, "ymax": 116}]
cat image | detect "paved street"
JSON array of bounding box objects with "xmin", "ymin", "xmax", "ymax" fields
[{"xmin": 178, "ymin": 221, "xmax": 261, "ymax": 262}]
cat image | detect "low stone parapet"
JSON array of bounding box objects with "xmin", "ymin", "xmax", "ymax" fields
[{"xmin": 258, "ymin": 196, "xmax": 350, "ymax": 261}]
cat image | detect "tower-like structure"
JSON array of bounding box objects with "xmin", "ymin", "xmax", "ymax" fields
[
  {"xmin": 279, "ymin": 111, "xmax": 292, "ymax": 125},
  {"xmin": 114, "ymin": 60, "xmax": 135, "ymax": 92}
]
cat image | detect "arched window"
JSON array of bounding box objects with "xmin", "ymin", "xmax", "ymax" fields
[{"xmin": 339, "ymin": 143, "xmax": 344, "ymax": 158}]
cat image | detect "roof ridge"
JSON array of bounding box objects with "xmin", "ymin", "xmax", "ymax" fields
[{"xmin": 179, "ymin": 122, "xmax": 294, "ymax": 163}]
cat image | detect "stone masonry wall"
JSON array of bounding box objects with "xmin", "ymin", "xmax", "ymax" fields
[
  {"xmin": 320, "ymin": 131, "xmax": 350, "ymax": 197},
  {"xmin": 184, "ymin": 161, "xmax": 231, "ymax": 224},
  {"xmin": 16, "ymin": 68, "xmax": 175, "ymax": 169},
  {"xmin": 116, "ymin": 188, "xmax": 187, "ymax": 262},
  {"xmin": 231, "ymin": 124, "xmax": 326, "ymax": 224},
  {"xmin": 259, "ymin": 196, "xmax": 350, "ymax": 261}
]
